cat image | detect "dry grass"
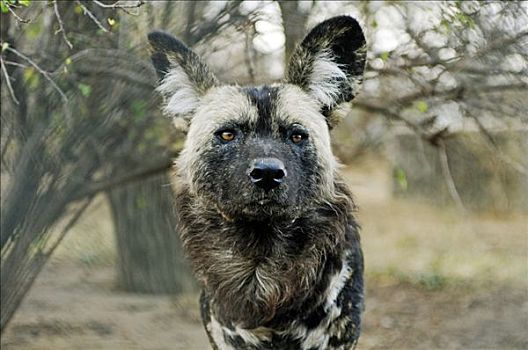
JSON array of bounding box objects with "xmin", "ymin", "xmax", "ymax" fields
[{"xmin": 341, "ymin": 157, "xmax": 527, "ymax": 290}]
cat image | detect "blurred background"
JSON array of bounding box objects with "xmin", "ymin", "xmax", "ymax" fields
[{"xmin": 1, "ymin": 1, "xmax": 527, "ymax": 349}]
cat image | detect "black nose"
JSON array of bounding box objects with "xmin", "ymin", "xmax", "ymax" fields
[{"xmin": 248, "ymin": 158, "xmax": 287, "ymax": 192}]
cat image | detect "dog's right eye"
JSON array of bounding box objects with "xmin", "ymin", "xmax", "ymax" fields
[{"xmin": 216, "ymin": 129, "xmax": 237, "ymax": 142}]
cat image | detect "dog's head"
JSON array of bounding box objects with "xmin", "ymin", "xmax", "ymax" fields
[{"xmin": 149, "ymin": 16, "xmax": 366, "ymax": 220}]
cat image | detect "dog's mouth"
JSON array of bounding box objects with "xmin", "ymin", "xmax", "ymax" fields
[
  {"xmin": 204, "ymin": 182, "xmax": 301, "ymax": 221},
  {"xmin": 214, "ymin": 196, "xmax": 295, "ymax": 222}
]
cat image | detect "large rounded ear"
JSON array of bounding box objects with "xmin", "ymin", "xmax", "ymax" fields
[
  {"xmin": 148, "ymin": 31, "xmax": 218, "ymax": 129},
  {"xmin": 286, "ymin": 16, "xmax": 366, "ymax": 126}
]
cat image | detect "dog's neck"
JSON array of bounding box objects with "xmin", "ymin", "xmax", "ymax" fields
[{"xmin": 175, "ymin": 180, "xmax": 357, "ymax": 328}]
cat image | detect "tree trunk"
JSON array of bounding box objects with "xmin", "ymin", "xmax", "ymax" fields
[
  {"xmin": 108, "ymin": 172, "xmax": 195, "ymax": 294},
  {"xmin": 278, "ymin": 1, "xmax": 313, "ymax": 63}
]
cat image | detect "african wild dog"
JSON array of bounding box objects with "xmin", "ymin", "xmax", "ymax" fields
[{"xmin": 149, "ymin": 15, "xmax": 366, "ymax": 350}]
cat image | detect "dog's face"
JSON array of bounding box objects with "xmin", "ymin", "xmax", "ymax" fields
[
  {"xmin": 149, "ymin": 16, "xmax": 366, "ymax": 220},
  {"xmin": 178, "ymin": 84, "xmax": 332, "ymax": 220}
]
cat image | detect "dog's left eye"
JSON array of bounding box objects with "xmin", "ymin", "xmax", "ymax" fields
[
  {"xmin": 289, "ymin": 125, "xmax": 308, "ymax": 144},
  {"xmin": 291, "ymin": 133, "xmax": 306, "ymax": 144},
  {"xmin": 220, "ymin": 131, "xmax": 235, "ymax": 141},
  {"xmin": 215, "ymin": 129, "xmax": 237, "ymax": 142}
]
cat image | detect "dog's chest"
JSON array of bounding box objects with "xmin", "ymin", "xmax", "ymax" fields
[{"xmin": 203, "ymin": 252, "xmax": 363, "ymax": 350}]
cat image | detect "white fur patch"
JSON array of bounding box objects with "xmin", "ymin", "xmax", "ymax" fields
[
  {"xmin": 156, "ymin": 64, "xmax": 199, "ymax": 119},
  {"xmin": 208, "ymin": 315, "xmax": 236, "ymax": 350},
  {"xmin": 325, "ymin": 253, "xmax": 353, "ymax": 312},
  {"xmin": 300, "ymin": 254, "xmax": 352, "ymax": 350},
  {"xmin": 308, "ymin": 50, "xmax": 347, "ymax": 108},
  {"xmin": 302, "ymin": 328, "xmax": 330, "ymax": 350},
  {"xmin": 210, "ymin": 314, "xmax": 271, "ymax": 348},
  {"xmin": 233, "ymin": 325, "xmax": 271, "ymax": 346}
]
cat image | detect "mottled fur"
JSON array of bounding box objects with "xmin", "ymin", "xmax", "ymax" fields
[{"xmin": 149, "ymin": 16, "xmax": 367, "ymax": 350}]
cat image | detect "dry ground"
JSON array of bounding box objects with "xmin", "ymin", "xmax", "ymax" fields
[{"xmin": 2, "ymin": 157, "xmax": 527, "ymax": 349}]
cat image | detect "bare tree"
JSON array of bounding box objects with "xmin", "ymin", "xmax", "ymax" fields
[
  {"xmin": 278, "ymin": 1, "xmax": 313, "ymax": 62},
  {"xmin": 314, "ymin": 1, "xmax": 527, "ymax": 208},
  {"xmin": 357, "ymin": 2, "xmax": 528, "ymax": 209},
  {"xmin": 0, "ymin": 0, "xmax": 173, "ymax": 330},
  {"xmin": 356, "ymin": 2, "xmax": 527, "ymax": 139}
]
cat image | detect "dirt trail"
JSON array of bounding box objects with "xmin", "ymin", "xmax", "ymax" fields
[
  {"xmin": 2, "ymin": 264, "xmax": 209, "ymax": 350},
  {"xmin": 3, "ymin": 263, "xmax": 527, "ymax": 350}
]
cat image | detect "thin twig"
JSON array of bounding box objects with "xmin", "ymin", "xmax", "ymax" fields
[
  {"xmin": 437, "ymin": 139, "xmax": 467, "ymax": 213},
  {"xmin": 6, "ymin": 4, "xmax": 29, "ymax": 23},
  {"xmin": 353, "ymin": 100, "xmax": 426, "ymax": 136},
  {"xmin": 53, "ymin": 0, "xmax": 73, "ymax": 49},
  {"xmin": 3, "ymin": 60, "xmax": 27, "ymax": 68},
  {"xmin": 92, "ymin": 0, "xmax": 144, "ymax": 8},
  {"xmin": 5, "ymin": 47, "xmax": 68, "ymax": 103},
  {"xmin": 92, "ymin": 0, "xmax": 144, "ymax": 15},
  {"xmin": 76, "ymin": 0, "xmax": 108, "ymax": 33},
  {"xmin": 0, "ymin": 56, "xmax": 19, "ymax": 105}
]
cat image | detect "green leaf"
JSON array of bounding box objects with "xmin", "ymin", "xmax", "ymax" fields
[
  {"xmin": 395, "ymin": 168, "xmax": 408, "ymax": 191},
  {"xmin": 0, "ymin": 1, "xmax": 10, "ymax": 13},
  {"xmin": 19, "ymin": 0, "xmax": 30, "ymax": 6},
  {"xmin": 414, "ymin": 100, "xmax": 428, "ymax": 113},
  {"xmin": 380, "ymin": 51, "xmax": 390, "ymax": 61},
  {"xmin": 1, "ymin": 42, "xmax": 9, "ymax": 52},
  {"xmin": 78, "ymin": 83, "xmax": 92, "ymax": 97},
  {"xmin": 65, "ymin": 57, "xmax": 72, "ymax": 65}
]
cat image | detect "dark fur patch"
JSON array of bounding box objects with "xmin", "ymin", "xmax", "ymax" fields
[
  {"xmin": 148, "ymin": 31, "xmax": 217, "ymax": 93},
  {"xmin": 243, "ymin": 86, "xmax": 279, "ymax": 134}
]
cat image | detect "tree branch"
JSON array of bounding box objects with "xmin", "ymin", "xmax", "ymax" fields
[
  {"xmin": 73, "ymin": 154, "xmax": 177, "ymax": 201},
  {"xmin": 92, "ymin": 0, "xmax": 144, "ymax": 8},
  {"xmin": 53, "ymin": 0, "xmax": 73, "ymax": 50},
  {"xmin": 5, "ymin": 46, "xmax": 68, "ymax": 103},
  {"xmin": 5, "ymin": 4, "xmax": 29, "ymax": 24},
  {"xmin": 76, "ymin": 0, "xmax": 108, "ymax": 33},
  {"xmin": 244, "ymin": 21, "xmax": 256, "ymax": 84},
  {"xmin": 437, "ymin": 139, "xmax": 467, "ymax": 213},
  {"xmin": 92, "ymin": 0, "xmax": 144, "ymax": 15},
  {"xmin": 0, "ymin": 56, "xmax": 19, "ymax": 104}
]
